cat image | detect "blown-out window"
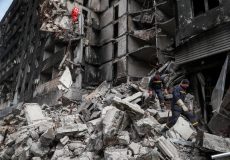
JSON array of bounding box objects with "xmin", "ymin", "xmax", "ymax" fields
[
  {"xmin": 192, "ymin": 0, "xmax": 205, "ymax": 17},
  {"xmin": 208, "ymin": 0, "xmax": 219, "ymax": 10},
  {"xmin": 192, "ymin": 0, "xmax": 220, "ymax": 17}
]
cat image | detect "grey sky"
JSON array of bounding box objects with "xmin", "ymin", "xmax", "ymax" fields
[{"xmin": 0, "ymin": 0, "xmax": 13, "ymax": 21}]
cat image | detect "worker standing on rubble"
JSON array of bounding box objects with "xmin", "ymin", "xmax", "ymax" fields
[
  {"xmin": 148, "ymin": 71, "xmax": 167, "ymax": 110},
  {"xmin": 160, "ymin": 79, "xmax": 199, "ymax": 134}
]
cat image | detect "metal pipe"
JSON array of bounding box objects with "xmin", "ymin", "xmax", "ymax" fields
[{"xmin": 211, "ymin": 152, "xmax": 230, "ymax": 159}]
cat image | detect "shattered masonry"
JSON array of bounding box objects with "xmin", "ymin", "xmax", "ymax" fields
[{"xmin": 0, "ymin": 0, "xmax": 230, "ymax": 160}]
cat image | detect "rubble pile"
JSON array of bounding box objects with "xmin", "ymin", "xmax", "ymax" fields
[
  {"xmin": 40, "ymin": 0, "xmax": 83, "ymax": 39},
  {"xmin": 1, "ymin": 78, "xmax": 229, "ymax": 160}
]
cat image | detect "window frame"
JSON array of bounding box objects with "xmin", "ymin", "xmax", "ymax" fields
[{"xmin": 191, "ymin": 0, "xmax": 220, "ymax": 17}]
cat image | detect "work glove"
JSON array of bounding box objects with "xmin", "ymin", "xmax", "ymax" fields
[
  {"xmin": 164, "ymin": 89, "xmax": 168, "ymax": 95},
  {"xmin": 176, "ymin": 99, "xmax": 189, "ymax": 112}
]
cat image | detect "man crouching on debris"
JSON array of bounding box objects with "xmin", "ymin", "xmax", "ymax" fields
[
  {"xmin": 160, "ymin": 79, "xmax": 199, "ymax": 135},
  {"xmin": 148, "ymin": 71, "xmax": 167, "ymax": 110}
]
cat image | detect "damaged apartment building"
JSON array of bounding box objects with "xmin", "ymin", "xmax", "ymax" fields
[
  {"xmin": 0, "ymin": 0, "xmax": 230, "ymax": 141},
  {"xmin": 0, "ymin": 0, "xmax": 175, "ymax": 108}
]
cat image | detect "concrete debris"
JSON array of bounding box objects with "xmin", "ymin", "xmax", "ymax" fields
[
  {"xmin": 56, "ymin": 123, "xmax": 87, "ymax": 139},
  {"xmin": 87, "ymin": 132, "xmax": 103, "ymax": 152},
  {"xmin": 112, "ymin": 96, "xmax": 145, "ymax": 118},
  {"xmin": 134, "ymin": 116, "xmax": 159, "ymax": 136},
  {"xmin": 51, "ymin": 145, "xmax": 72, "ymax": 160},
  {"xmin": 102, "ymin": 106, "xmax": 124, "ymax": 140},
  {"xmin": 123, "ymin": 92, "xmax": 143, "ymax": 102},
  {"xmin": 202, "ymin": 133, "xmax": 230, "ymax": 153},
  {"xmin": 172, "ymin": 116, "xmax": 196, "ymax": 140},
  {"xmin": 2, "ymin": 0, "xmax": 230, "ymax": 158},
  {"xmin": 0, "ymin": 73, "xmax": 222, "ymax": 160},
  {"xmin": 58, "ymin": 67, "xmax": 73, "ymax": 90},
  {"xmin": 155, "ymin": 110, "xmax": 172, "ymax": 124},
  {"xmin": 129, "ymin": 142, "xmax": 141, "ymax": 155},
  {"xmin": 87, "ymin": 118, "xmax": 102, "ymax": 133},
  {"xmin": 84, "ymin": 81, "xmax": 111, "ymax": 103},
  {"xmin": 30, "ymin": 142, "xmax": 50, "ymax": 157},
  {"xmin": 156, "ymin": 136, "xmax": 180, "ymax": 159},
  {"xmin": 68, "ymin": 141, "xmax": 86, "ymax": 156},
  {"xmin": 60, "ymin": 136, "xmax": 69, "ymax": 145},
  {"xmin": 40, "ymin": 128, "xmax": 55, "ymax": 146},
  {"xmin": 24, "ymin": 103, "xmax": 47, "ymax": 124},
  {"xmin": 117, "ymin": 131, "xmax": 130, "ymax": 145},
  {"xmin": 104, "ymin": 148, "xmax": 129, "ymax": 160}
]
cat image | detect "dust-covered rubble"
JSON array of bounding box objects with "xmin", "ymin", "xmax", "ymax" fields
[{"xmin": 0, "ymin": 75, "xmax": 226, "ymax": 160}]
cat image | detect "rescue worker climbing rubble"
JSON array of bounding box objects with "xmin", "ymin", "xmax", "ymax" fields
[
  {"xmin": 148, "ymin": 71, "xmax": 167, "ymax": 110},
  {"xmin": 160, "ymin": 79, "xmax": 199, "ymax": 135}
]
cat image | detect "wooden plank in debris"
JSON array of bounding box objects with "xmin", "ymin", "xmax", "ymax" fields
[{"xmin": 123, "ymin": 92, "xmax": 143, "ymax": 102}]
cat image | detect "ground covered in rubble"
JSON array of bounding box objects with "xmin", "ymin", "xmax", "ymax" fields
[{"xmin": 0, "ymin": 82, "xmax": 229, "ymax": 160}]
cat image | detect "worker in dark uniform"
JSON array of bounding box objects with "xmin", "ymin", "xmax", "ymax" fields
[
  {"xmin": 148, "ymin": 71, "xmax": 167, "ymax": 110},
  {"xmin": 161, "ymin": 79, "xmax": 199, "ymax": 134}
]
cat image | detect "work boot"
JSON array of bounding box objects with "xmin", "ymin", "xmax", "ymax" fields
[
  {"xmin": 160, "ymin": 103, "xmax": 165, "ymax": 112},
  {"xmin": 160, "ymin": 126, "xmax": 169, "ymax": 137}
]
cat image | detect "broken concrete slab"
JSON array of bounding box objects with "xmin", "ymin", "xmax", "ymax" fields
[
  {"xmin": 129, "ymin": 142, "xmax": 141, "ymax": 155},
  {"xmin": 142, "ymin": 137, "xmax": 155, "ymax": 148},
  {"xmin": 112, "ymin": 97, "xmax": 144, "ymax": 118},
  {"xmin": 60, "ymin": 114, "xmax": 82, "ymax": 126},
  {"xmin": 202, "ymin": 132, "xmax": 230, "ymax": 153},
  {"xmin": 119, "ymin": 112, "xmax": 130, "ymax": 131},
  {"xmin": 15, "ymin": 130, "xmax": 30, "ymax": 145},
  {"xmin": 87, "ymin": 132, "xmax": 103, "ymax": 152},
  {"xmin": 51, "ymin": 145, "xmax": 72, "ymax": 160},
  {"xmin": 56, "ymin": 123, "xmax": 88, "ymax": 139},
  {"xmin": 123, "ymin": 92, "xmax": 143, "ymax": 102},
  {"xmin": 156, "ymin": 136, "xmax": 180, "ymax": 159},
  {"xmin": 58, "ymin": 16, "xmax": 71, "ymax": 30},
  {"xmin": 40, "ymin": 128, "xmax": 55, "ymax": 146},
  {"xmin": 85, "ymin": 81, "xmax": 111, "ymax": 102},
  {"xmin": 136, "ymin": 147, "xmax": 160, "ymax": 160},
  {"xmin": 137, "ymin": 148, "xmax": 160, "ymax": 160},
  {"xmin": 30, "ymin": 142, "xmax": 49, "ymax": 157},
  {"xmin": 58, "ymin": 67, "xmax": 73, "ymax": 90},
  {"xmin": 24, "ymin": 103, "xmax": 47, "ymax": 124},
  {"xmin": 134, "ymin": 116, "xmax": 159, "ymax": 136},
  {"xmin": 68, "ymin": 141, "xmax": 86, "ymax": 152},
  {"xmin": 103, "ymin": 106, "xmax": 124, "ymax": 140},
  {"xmin": 117, "ymin": 131, "xmax": 130, "ymax": 145},
  {"xmin": 66, "ymin": 141, "xmax": 86, "ymax": 156},
  {"xmin": 37, "ymin": 121, "xmax": 54, "ymax": 134},
  {"xmin": 104, "ymin": 148, "xmax": 129, "ymax": 160},
  {"xmin": 87, "ymin": 118, "xmax": 102, "ymax": 133},
  {"xmin": 78, "ymin": 152, "xmax": 99, "ymax": 160},
  {"xmin": 60, "ymin": 136, "xmax": 69, "ymax": 145},
  {"xmin": 172, "ymin": 116, "xmax": 196, "ymax": 140}
]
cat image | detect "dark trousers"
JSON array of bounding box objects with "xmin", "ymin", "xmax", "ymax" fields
[
  {"xmin": 166, "ymin": 106, "xmax": 197, "ymax": 128},
  {"xmin": 153, "ymin": 89, "xmax": 164, "ymax": 104}
]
